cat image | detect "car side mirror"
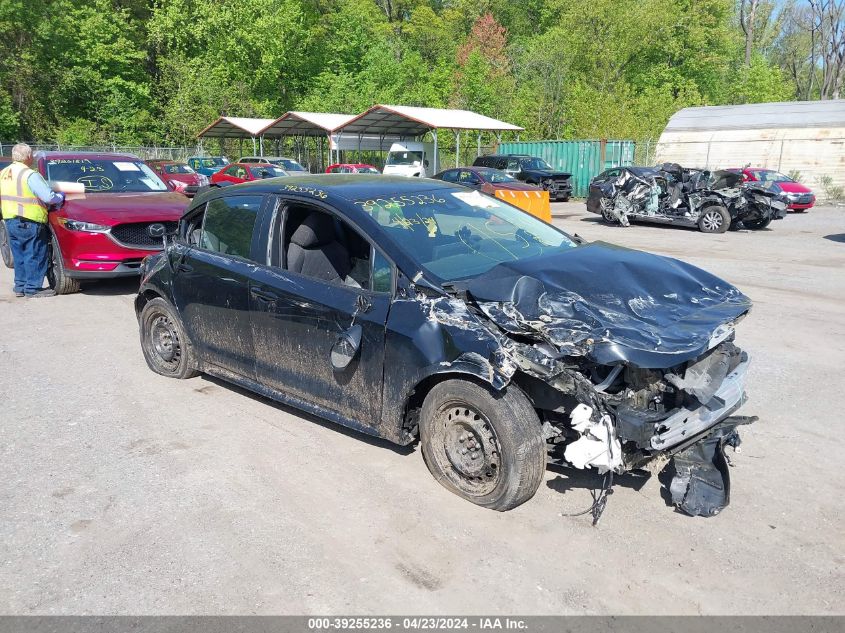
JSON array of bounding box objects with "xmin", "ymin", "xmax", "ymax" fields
[{"xmin": 330, "ymin": 323, "xmax": 362, "ymax": 371}]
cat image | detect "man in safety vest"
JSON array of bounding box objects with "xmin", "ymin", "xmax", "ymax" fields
[{"xmin": 0, "ymin": 143, "xmax": 65, "ymax": 297}]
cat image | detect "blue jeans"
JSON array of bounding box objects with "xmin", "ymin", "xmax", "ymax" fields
[{"xmin": 5, "ymin": 218, "xmax": 49, "ymax": 294}]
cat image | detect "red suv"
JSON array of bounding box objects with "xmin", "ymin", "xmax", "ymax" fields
[{"xmin": 15, "ymin": 152, "xmax": 189, "ymax": 294}]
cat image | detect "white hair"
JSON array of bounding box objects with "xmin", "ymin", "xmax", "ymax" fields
[{"xmin": 11, "ymin": 143, "xmax": 32, "ymax": 163}]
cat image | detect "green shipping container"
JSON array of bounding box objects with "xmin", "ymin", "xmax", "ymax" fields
[{"xmin": 497, "ymin": 140, "xmax": 637, "ymax": 198}]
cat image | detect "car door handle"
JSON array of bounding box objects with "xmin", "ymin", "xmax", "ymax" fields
[{"xmin": 250, "ymin": 287, "xmax": 278, "ymax": 302}]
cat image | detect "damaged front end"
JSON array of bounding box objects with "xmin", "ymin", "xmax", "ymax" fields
[{"xmin": 464, "ymin": 244, "xmax": 758, "ymax": 517}]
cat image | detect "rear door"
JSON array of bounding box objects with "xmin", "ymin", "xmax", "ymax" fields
[
  {"xmin": 247, "ymin": 198, "xmax": 393, "ymax": 430},
  {"xmin": 171, "ymin": 193, "xmax": 266, "ymax": 379}
]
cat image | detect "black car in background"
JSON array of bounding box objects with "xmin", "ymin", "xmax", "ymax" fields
[
  {"xmin": 472, "ymin": 154, "xmax": 572, "ymax": 201},
  {"xmin": 135, "ymin": 175, "xmax": 756, "ymax": 516}
]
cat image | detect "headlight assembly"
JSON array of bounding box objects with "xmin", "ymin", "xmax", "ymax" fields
[{"xmin": 58, "ymin": 218, "xmax": 110, "ymax": 233}]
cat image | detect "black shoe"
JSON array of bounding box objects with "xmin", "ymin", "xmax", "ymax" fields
[
  {"xmin": 25, "ymin": 289, "xmax": 57, "ymax": 298},
  {"xmin": 14, "ymin": 291, "xmax": 24, "ymax": 297}
]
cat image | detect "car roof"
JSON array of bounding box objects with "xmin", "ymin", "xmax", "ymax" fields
[
  {"xmin": 240, "ymin": 156, "xmax": 298, "ymax": 160},
  {"xmin": 201, "ymin": 174, "xmax": 457, "ymax": 201},
  {"xmin": 35, "ymin": 151, "xmax": 141, "ymax": 161},
  {"xmin": 146, "ymin": 159, "xmax": 184, "ymax": 164}
]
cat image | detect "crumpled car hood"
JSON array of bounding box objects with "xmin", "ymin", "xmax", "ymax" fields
[{"xmin": 466, "ymin": 242, "xmax": 752, "ymax": 368}]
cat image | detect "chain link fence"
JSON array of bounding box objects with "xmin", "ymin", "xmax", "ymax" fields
[{"xmin": 0, "ymin": 142, "xmax": 204, "ymax": 161}]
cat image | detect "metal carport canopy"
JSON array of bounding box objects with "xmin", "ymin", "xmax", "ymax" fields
[
  {"xmin": 258, "ymin": 111, "xmax": 356, "ymax": 137},
  {"xmin": 197, "ymin": 116, "xmax": 276, "ymax": 138},
  {"xmin": 334, "ymin": 105, "xmax": 524, "ymax": 169},
  {"xmin": 336, "ymin": 104, "xmax": 524, "ymax": 136}
]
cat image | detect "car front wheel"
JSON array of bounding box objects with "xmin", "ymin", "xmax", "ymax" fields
[
  {"xmin": 48, "ymin": 233, "xmax": 81, "ymax": 294},
  {"xmin": 420, "ymin": 379, "xmax": 545, "ymax": 511},
  {"xmin": 743, "ymin": 216, "xmax": 773, "ymax": 230},
  {"xmin": 140, "ymin": 297, "xmax": 199, "ymax": 380},
  {"xmin": 698, "ymin": 205, "xmax": 731, "ymax": 234}
]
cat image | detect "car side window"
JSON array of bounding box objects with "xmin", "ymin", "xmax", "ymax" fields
[
  {"xmin": 199, "ymin": 195, "xmax": 263, "ymax": 260},
  {"xmin": 282, "ymin": 205, "xmax": 383, "ymax": 291},
  {"xmin": 372, "ymin": 247, "xmax": 392, "ymax": 293},
  {"xmin": 441, "ymin": 170, "xmax": 458, "ymax": 182},
  {"xmin": 506, "ymin": 159, "xmax": 520, "ymax": 171}
]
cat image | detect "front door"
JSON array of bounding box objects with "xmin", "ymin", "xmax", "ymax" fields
[
  {"xmin": 248, "ymin": 202, "xmax": 393, "ymax": 432},
  {"xmin": 171, "ymin": 193, "xmax": 265, "ymax": 379}
]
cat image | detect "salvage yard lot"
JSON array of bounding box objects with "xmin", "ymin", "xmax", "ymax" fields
[{"xmin": 1, "ymin": 204, "xmax": 843, "ymax": 615}]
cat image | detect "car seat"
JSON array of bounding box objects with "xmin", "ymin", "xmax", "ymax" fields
[{"xmin": 287, "ymin": 212, "xmax": 351, "ymax": 283}]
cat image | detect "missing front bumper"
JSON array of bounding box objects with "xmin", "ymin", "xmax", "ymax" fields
[{"xmin": 650, "ymin": 357, "xmax": 750, "ymax": 450}]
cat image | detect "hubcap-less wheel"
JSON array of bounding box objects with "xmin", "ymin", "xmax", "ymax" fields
[
  {"xmin": 599, "ymin": 198, "xmax": 615, "ymax": 223},
  {"xmin": 701, "ymin": 210, "xmax": 724, "ymax": 232},
  {"xmin": 439, "ymin": 403, "xmax": 502, "ymax": 496},
  {"xmin": 149, "ymin": 313, "xmax": 182, "ymax": 372}
]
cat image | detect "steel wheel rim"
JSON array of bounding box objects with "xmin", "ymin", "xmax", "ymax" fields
[
  {"xmin": 600, "ymin": 198, "xmax": 614, "ymax": 221},
  {"xmin": 149, "ymin": 313, "xmax": 181, "ymax": 371},
  {"xmin": 439, "ymin": 403, "xmax": 501, "ymax": 495},
  {"xmin": 702, "ymin": 210, "xmax": 723, "ymax": 231}
]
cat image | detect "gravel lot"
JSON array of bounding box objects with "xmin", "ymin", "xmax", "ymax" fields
[{"xmin": 1, "ymin": 203, "xmax": 843, "ymax": 615}]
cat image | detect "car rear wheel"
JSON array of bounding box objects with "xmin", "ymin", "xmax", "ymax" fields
[
  {"xmin": 139, "ymin": 297, "xmax": 199, "ymax": 380},
  {"xmin": 698, "ymin": 205, "xmax": 730, "ymax": 234},
  {"xmin": 419, "ymin": 379, "xmax": 545, "ymax": 511},
  {"xmin": 0, "ymin": 221, "xmax": 13, "ymax": 268},
  {"xmin": 743, "ymin": 216, "xmax": 773, "ymax": 230},
  {"xmin": 48, "ymin": 233, "xmax": 81, "ymax": 294}
]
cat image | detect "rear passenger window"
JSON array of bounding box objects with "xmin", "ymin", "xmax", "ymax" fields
[{"xmin": 200, "ymin": 195, "xmax": 262, "ymax": 260}]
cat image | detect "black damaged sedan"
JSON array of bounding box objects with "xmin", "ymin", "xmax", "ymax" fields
[{"xmin": 136, "ymin": 175, "xmax": 755, "ymax": 515}]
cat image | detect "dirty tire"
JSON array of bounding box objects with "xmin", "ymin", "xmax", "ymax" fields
[
  {"xmin": 599, "ymin": 198, "xmax": 617, "ymax": 224},
  {"xmin": 48, "ymin": 233, "xmax": 81, "ymax": 294},
  {"xmin": 420, "ymin": 380, "xmax": 545, "ymax": 511},
  {"xmin": 0, "ymin": 221, "xmax": 12, "ymax": 268},
  {"xmin": 743, "ymin": 216, "xmax": 773, "ymax": 230},
  {"xmin": 698, "ymin": 205, "xmax": 730, "ymax": 234},
  {"xmin": 139, "ymin": 297, "xmax": 199, "ymax": 379}
]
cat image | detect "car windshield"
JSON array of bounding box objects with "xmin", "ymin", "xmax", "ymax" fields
[
  {"xmin": 485, "ymin": 170, "xmax": 517, "ymax": 183},
  {"xmin": 199, "ymin": 158, "xmax": 228, "ymax": 168},
  {"xmin": 163, "ymin": 164, "xmax": 195, "ymax": 174},
  {"xmin": 46, "ymin": 158, "xmax": 168, "ymax": 193},
  {"xmin": 252, "ymin": 166, "xmax": 287, "ymax": 178},
  {"xmin": 353, "ymin": 188, "xmax": 577, "ymax": 282},
  {"xmin": 521, "ymin": 158, "xmax": 553, "ymax": 170},
  {"xmin": 387, "ymin": 151, "xmax": 423, "ymax": 166},
  {"xmin": 270, "ymin": 159, "xmax": 305, "ymax": 171},
  {"xmin": 752, "ymin": 170, "xmax": 791, "ymax": 183}
]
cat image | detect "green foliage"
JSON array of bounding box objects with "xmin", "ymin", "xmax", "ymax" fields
[
  {"xmin": 0, "ymin": 0, "xmax": 799, "ymax": 146},
  {"xmin": 787, "ymin": 169, "xmax": 802, "ymax": 183}
]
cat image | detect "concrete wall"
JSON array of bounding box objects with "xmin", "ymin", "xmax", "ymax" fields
[{"xmin": 655, "ymin": 126, "xmax": 845, "ymax": 200}]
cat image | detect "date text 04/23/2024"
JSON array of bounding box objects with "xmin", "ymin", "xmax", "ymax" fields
[{"xmin": 307, "ymin": 617, "xmax": 528, "ymax": 630}]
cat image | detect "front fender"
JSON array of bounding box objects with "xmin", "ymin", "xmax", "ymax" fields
[{"xmin": 380, "ymin": 295, "xmax": 516, "ymax": 443}]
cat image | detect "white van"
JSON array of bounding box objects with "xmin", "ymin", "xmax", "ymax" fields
[{"xmin": 382, "ymin": 142, "xmax": 435, "ymax": 177}]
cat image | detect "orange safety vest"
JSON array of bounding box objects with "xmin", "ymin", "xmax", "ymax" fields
[{"xmin": 0, "ymin": 161, "xmax": 48, "ymax": 223}]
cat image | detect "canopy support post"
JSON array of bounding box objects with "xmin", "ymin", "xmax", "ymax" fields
[
  {"xmin": 432, "ymin": 129, "xmax": 438, "ymax": 175},
  {"xmin": 252, "ymin": 136, "xmax": 256, "ymax": 154},
  {"xmin": 477, "ymin": 132, "xmax": 482, "ymax": 158},
  {"xmin": 456, "ymin": 130, "xmax": 461, "ymax": 168},
  {"xmin": 259, "ymin": 134, "xmax": 264, "ymax": 157}
]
